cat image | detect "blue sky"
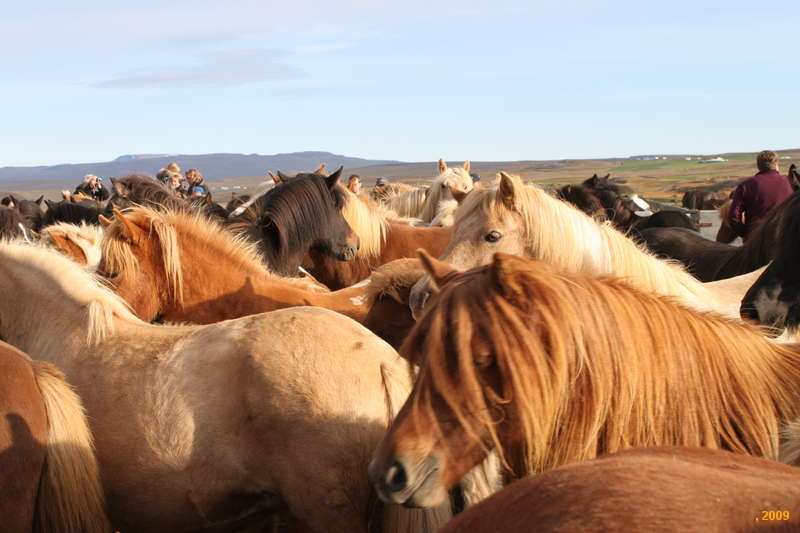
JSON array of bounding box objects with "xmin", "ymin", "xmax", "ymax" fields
[{"xmin": 2, "ymin": 1, "xmax": 798, "ymax": 166}]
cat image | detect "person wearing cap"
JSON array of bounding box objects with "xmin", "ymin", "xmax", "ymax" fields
[
  {"xmin": 376, "ymin": 177, "xmax": 389, "ymax": 187},
  {"xmin": 74, "ymin": 174, "xmax": 109, "ymax": 201}
]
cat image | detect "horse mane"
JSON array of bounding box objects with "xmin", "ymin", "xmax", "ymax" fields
[
  {"xmin": 404, "ymin": 254, "xmax": 800, "ymax": 476},
  {"xmin": 103, "ymin": 206, "xmax": 273, "ymax": 306},
  {"xmin": 0, "ymin": 207, "xmax": 25, "ymax": 237},
  {"xmin": 420, "ymin": 168, "xmax": 473, "ymax": 223},
  {"xmin": 226, "ymin": 172, "xmax": 342, "ymax": 263},
  {"xmin": 453, "ymin": 174, "xmax": 719, "ymax": 311},
  {"xmin": 337, "ymin": 185, "xmax": 388, "ymax": 258},
  {"xmin": 42, "ymin": 222, "xmax": 105, "ymax": 268},
  {"xmin": 555, "ymin": 184, "xmax": 606, "ymax": 220},
  {"xmin": 111, "ymin": 174, "xmax": 186, "ymax": 211},
  {"xmin": 42, "ymin": 201, "xmax": 102, "ymax": 227},
  {"xmin": 383, "ymin": 187, "xmax": 431, "ymax": 219},
  {"xmin": 0, "ymin": 240, "xmax": 141, "ymax": 344}
]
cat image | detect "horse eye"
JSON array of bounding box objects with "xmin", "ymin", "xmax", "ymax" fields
[
  {"xmin": 474, "ymin": 353, "xmax": 494, "ymax": 369},
  {"xmin": 485, "ymin": 230, "xmax": 502, "ymax": 243}
]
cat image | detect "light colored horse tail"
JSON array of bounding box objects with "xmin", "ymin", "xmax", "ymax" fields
[
  {"xmin": 379, "ymin": 362, "xmax": 453, "ymax": 533},
  {"xmin": 32, "ymin": 361, "xmax": 111, "ymax": 533}
]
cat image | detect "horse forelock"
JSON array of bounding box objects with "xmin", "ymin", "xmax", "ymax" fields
[
  {"xmin": 251, "ymin": 174, "xmax": 341, "ymax": 259},
  {"xmin": 402, "ymin": 258, "xmax": 800, "ymax": 478},
  {"xmin": 338, "ymin": 185, "xmax": 387, "ymax": 258}
]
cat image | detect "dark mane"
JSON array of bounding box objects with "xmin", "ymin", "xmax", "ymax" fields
[
  {"xmin": 0, "ymin": 207, "xmax": 25, "ymax": 238},
  {"xmin": 555, "ymin": 184, "xmax": 605, "ymax": 219},
  {"xmin": 107, "ymin": 174, "xmax": 186, "ymax": 214},
  {"xmin": 42, "ymin": 201, "xmax": 102, "ymax": 227},
  {"xmin": 225, "ymin": 170, "xmax": 349, "ymax": 276}
]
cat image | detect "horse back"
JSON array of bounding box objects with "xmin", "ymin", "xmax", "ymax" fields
[{"xmin": 0, "ymin": 342, "xmax": 48, "ymax": 532}]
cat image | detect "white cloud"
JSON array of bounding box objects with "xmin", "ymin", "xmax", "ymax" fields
[{"xmin": 92, "ymin": 49, "xmax": 304, "ymax": 89}]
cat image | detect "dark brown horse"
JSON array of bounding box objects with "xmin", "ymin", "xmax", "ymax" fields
[
  {"xmin": 371, "ymin": 251, "xmax": 800, "ymax": 507},
  {"xmin": 0, "ymin": 341, "xmax": 109, "ymax": 533},
  {"xmin": 2, "ymin": 195, "xmax": 44, "ymax": 230},
  {"xmin": 0, "ymin": 207, "xmax": 26, "ymax": 239},
  {"xmin": 305, "ymin": 185, "xmax": 452, "ymax": 290},
  {"xmin": 105, "ymin": 173, "xmax": 185, "ymax": 214},
  {"xmin": 439, "ymin": 447, "xmax": 800, "ymax": 533},
  {"xmin": 741, "ymin": 190, "xmax": 800, "ymax": 333},
  {"xmin": 42, "ymin": 200, "xmax": 103, "ymax": 228},
  {"xmin": 226, "ymin": 167, "xmax": 360, "ymax": 277},
  {"xmin": 682, "ymin": 188, "xmax": 728, "ymax": 210},
  {"xmin": 641, "ymin": 189, "xmax": 800, "ymax": 282}
]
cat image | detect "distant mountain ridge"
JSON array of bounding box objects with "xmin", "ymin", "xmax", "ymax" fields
[{"xmin": 0, "ymin": 151, "xmax": 401, "ymax": 191}]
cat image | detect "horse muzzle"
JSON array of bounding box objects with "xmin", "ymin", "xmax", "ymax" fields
[{"xmin": 369, "ymin": 454, "xmax": 446, "ymax": 508}]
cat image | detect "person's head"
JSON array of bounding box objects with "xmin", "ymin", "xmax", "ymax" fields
[
  {"xmin": 169, "ymin": 173, "xmax": 182, "ymax": 190},
  {"xmin": 84, "ymin": 174, "xmax": 98, "ymax": 186},
  {"xmin": 757, "ymin": 150, "xmax": 779, "ymax": 173},
  {"xmin": 376, "ymin": 177, "xmax": 389, "ymax": 187},
  {"xmin": 185, "ymin": 168, "xmax": 203, "ymax": 185},
  {"xmin": 166, "ymin": 162, "xmax": 181, "ymax": 174},
  {"xmin": 347, "ymin": 174, "xmax": 362, "ymax": 194}
]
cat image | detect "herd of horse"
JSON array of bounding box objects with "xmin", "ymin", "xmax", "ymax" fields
[{"xmin": 2, "ymin": 159, "xmax": 800, "ymax": 532}]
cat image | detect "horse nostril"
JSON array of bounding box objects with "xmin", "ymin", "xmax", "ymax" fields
[
  {"xmin": 740, "ymin": 304, "xmax": 760, "ymax": 323},
  {"xmin": 384, "ymin": 460, "xmax": 408, "ymax": 493}
]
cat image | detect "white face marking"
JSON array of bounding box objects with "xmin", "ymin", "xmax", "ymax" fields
[{"xmin": 631, "ymin": 195, "xmax": 650, "ymax": 210}]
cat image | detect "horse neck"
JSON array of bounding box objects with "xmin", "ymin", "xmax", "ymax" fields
[{"xmin": 534, "ymin": 200, "xmax": 718, "ymax": 312}]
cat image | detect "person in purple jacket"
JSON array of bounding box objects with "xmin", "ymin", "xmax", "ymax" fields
[{"xmin": 727, "ymin": 150, "xmax": 793, "ymax": 240}]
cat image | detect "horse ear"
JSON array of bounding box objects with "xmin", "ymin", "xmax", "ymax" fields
[
  {"xmin": 417, "ymin": 249, "xmax": 458, "ymax": 292},
  {"xmin": 111, "ymin": 178, "xmax": 126, "ymax": 196},
  {"xmin": 313, "ymin": 164, "xmax": 326, "ymax": 175},
  {"xmin": 35, "ymin": 195, "xmax": 44, "ymax": 205},
  {"xmin": 112, "ymin": 207, "xmax": 143, "ymax": 243},
  {"xmin": 45, "ymin": 199, "xmax": 56, "ymax": 210},
  {"xmin": 325, "ymin": 166, "xmax": 344, "ymax": 189},
  {"xmin": 497, "ymin": 172, "xmax": 517, "ymax": 210},
  {"xmin": 463, "ymin": 160, "xmax": 471, "ymax": 173},
  {"xmin": 268, "ymin": 172, "xmax": 281, "ymax": 184},
  {"xmin": 98, "ymin": 214, "xmax": 113, "ymax": 227},
  {"xmin": 438, "ymin": 159, "xmax": 447, "ymax": 174},
  {"xmin": 603, "ymin": 173, "xmax": 610, "ymax": 180},
  {"xmin": 277, "ymin": 171, "xmax": 291, "ymax": 182},
  {"xmin": 489, "ymin": 253, "xmax": 529, "ymax": 298},
  {"xmin": 449, "ymin": 185, "xmax": 468, "ymax": 204}
]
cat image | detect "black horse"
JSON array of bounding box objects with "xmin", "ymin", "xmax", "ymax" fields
[
  {"xmin": 0, "ymin": 207, "xmax": 26, "ymax": 239},
  {"xmin": 2, "ymin": 195, "xmax": 45, "ymax": 230},
  {"xmin": 225, "ymin": 167, "xmax": 359, "ymax": 277},
  {"xmin": 41, "ymin": 200, "xmax": 103, "ymax": 227},
  {"xmin": 105, "ymin": 174, "xmax": 185, "ymax": 215},
  {"xmin": 640, "ymin": 189, "xmax": 800, "ymax": 282},
  {"xmin": 740, "ymin": 190, "xmax": 800, "ymax": 333}
]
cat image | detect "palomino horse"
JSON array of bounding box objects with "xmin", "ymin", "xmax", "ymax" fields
[
  {"xmin": 0, "ymin": 340, "xmax": 109, "ymax": 533},
  {"xmin": 379, "ymin": 160, "xmax": 473, "ymax": 226},
  {"xmin": 741, "ymin": 192, "xmax": 800, "ymax": 335},
  {"xmin": 0, "ymin": 241, "xmax": 458, "ymax": 532},
  {"xmin": 96, "ymin": 206, "xmax": 423, "ymax": 344},
  {"xmin": 305, "ymin": 184, "xmax": 452, "ymax": 289},
  {"xmin": 370, "ymin": 252, "xmax": 800, "ymax": 507},
  {"xmin": 41, "ymin": 222, "xmax": 105, "ymax": 270},
  {"xmin": 439, "ymin": 447, "xmax": 800, "ymax": 533},
  {"xmin": 639, "ymin": 190, "xmax": 800, "ymax": 282},
  {"xmin": 226, "ymin": 167, "xmax": 360, "ymax": 277},
  {"xmin": 409, "ymin": 172, "xmax": 762, "ymax": 321}
]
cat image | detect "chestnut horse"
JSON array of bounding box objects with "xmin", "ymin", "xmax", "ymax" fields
[
  {"xmin": 226, "ymin": 167, "xmax": 360, "ymax": 277},
  {"xmin": 0, "ymin": 341, "xmax": 109, "ymax": 533},
  {"xmin": 305, "ymin": 184, "xmax": 452, "ymax": 290},
  {"xmin": 96, "ymin": 206, "xmax": 423, "ymax": 346},
  {"xmin": 370, "ymin": 252, "xmax": 800, "ymax": 507},
  {"xmin": 409, "ymin": 172, "xmax": 764, "ymax": 322},
  {"xmin": 0, "ymin": 241, "xmax": 460, "ymax": 532},
  {"xmin": 440, "ymin": 447, "xmax": 800, "ymax": 533}
]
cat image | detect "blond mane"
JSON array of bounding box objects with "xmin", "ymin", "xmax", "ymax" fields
[
  {"xmin": 338, "ymin": 185, "xmax": 388, "ymax": 258},
  {"xmin": 102, "ymin": 206, "xmax": 270, "ymax": 306},
  {"xmin": 42, "ymin": 222, "xmax": 105, "ymax": 269},
  {"xmin": 453, "ymin": 173, "xmax": 720, "ymax": 312},
  {"xmin": 383, "ymin": 187, "xmax": 431, "ymax": 219},
  {"xmin": 406, "ymin": 255, "xmax": 800, "ymax": 477},
  {"xmin": 0, "ymin": 240, "xmax": 141, "ymax": 344}
]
